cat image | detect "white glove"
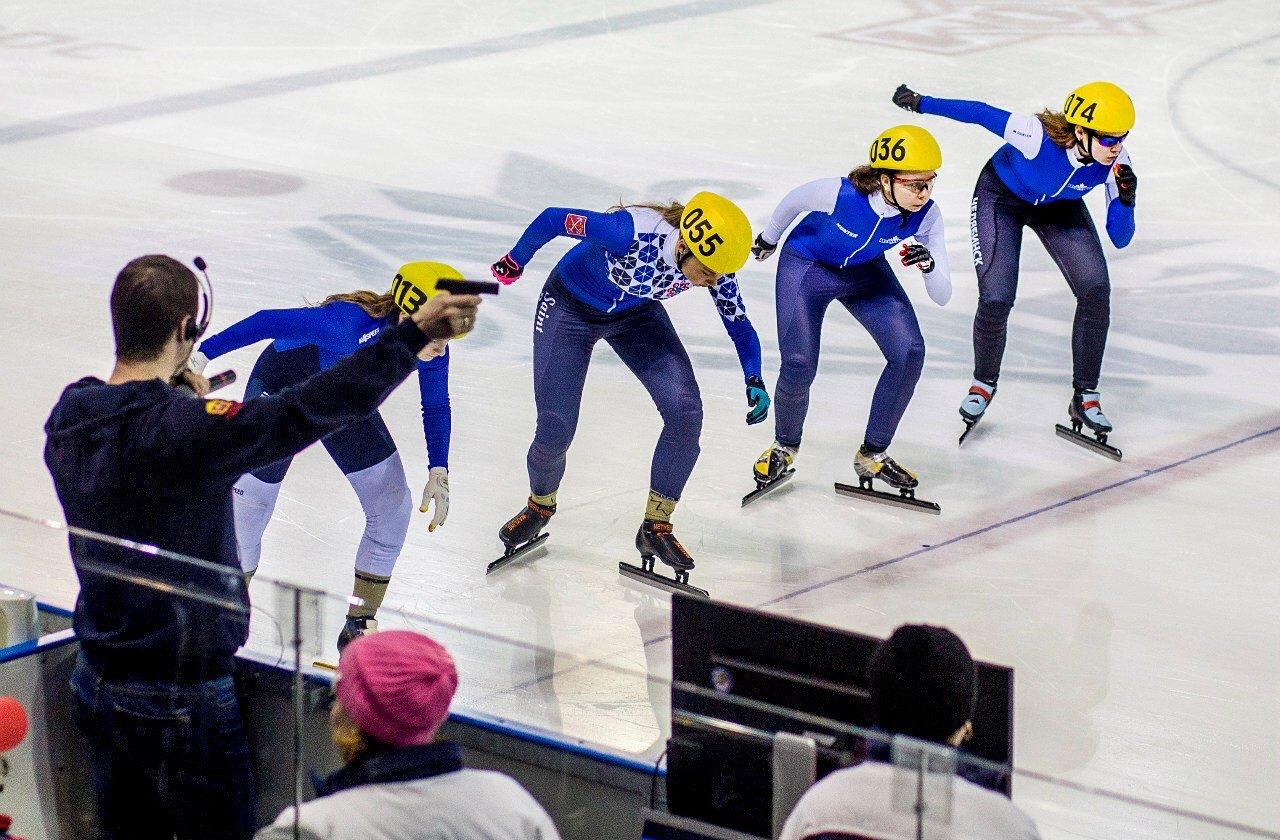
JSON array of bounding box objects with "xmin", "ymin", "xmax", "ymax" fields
[
  {"xmin": 419, "ymin": 467, "xmax": 450, "ymax": 532},
  {"xmin": 187, "ymin": 349, "xmax": 209, "ymax": 375}
]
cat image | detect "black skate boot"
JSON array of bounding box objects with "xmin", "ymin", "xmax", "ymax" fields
[
  {"xmin": 1056, "ymin": 389, "xmax": 1122, "ymax": 460},
  {"xmin": 742, "ymin": 441, "xmax": 797, "ymax": 506},
  {"xmin": 958, "ymin": 379, "xmax": 996, "ymax": 445},
  {"xmin": 618, "ymin": 521, "xmax": 709, "ymax": 599},
  {"xmin": 835, "ymin": 446, "xmax": 941, "ymax": 514},
  {"xmin": 337, "ymin": 615, "xmax": 378, "ymax": 653},
  {"xmin": 488, "ymin": 499, "xmax": 555, "ymax": 574}
]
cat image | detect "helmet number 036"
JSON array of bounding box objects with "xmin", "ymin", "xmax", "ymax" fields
[
  {"xmin": 681, "ymin": 207, "xmax": 724, "ymax": 258},
  {"xmin": 871, "ymin": 138, "xmax": 908, "ymax": 165}
]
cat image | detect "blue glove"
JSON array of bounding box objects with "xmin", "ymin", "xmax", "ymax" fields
[{"xmin": 745, "ymin": 376, "xmax": 770, "ymax": 425}]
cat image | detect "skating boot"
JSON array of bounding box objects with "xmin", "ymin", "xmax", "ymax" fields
[
  {"xmin": 1055, "ymin": 389, "xmax": 1122, "ymax": 460},
  {"xmin": 835, "ymin": 446, "xmax": 941, "ymax": 514},
  {"xmin": 958, "ymin": 379, "xmax": 996, "ymax": 445},
  {"xmin": 618, "ymin": 521, "xmax": 709, "ymax": 599},
  {"xmin": 742, "ymin": 441, "xmax": 797, "ymax": 506},
  {"xmin": 337, "ymin": 616, "xmax": 378, "ymax": 653},
  {"xmin": 488, "ymin": 498, "xmax": 555, "ymax": 574}
]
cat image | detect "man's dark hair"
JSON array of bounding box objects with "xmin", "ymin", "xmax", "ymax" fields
[
  {"xmin": 111, "ymin": 255, "xmax": 199, "ymax": 363},
  {"xmin": 867, "ymin": 624, "xmax": 977, "ymax": 744}
]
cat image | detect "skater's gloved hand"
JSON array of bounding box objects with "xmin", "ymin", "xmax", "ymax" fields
[
  {"xmin": 1113, "ymin": 163, "xmax": 1137, "ymax": 207},
  {"xmin": 893, "ymin": 84, "xmax": 923, "ymax": 112},
  {"xmin": 745, "ymin": 376, "xmax": 771, "ymax": 425},
  {"xmin": 751, "ymin": 234, "xmax": 777, "ymax": 262},
  {"xmin": 420, "ymin": 467, "xmax": 450, "ymax": 532},
  {"xmin": 900, "ymin": 242, "xmax": 935, "ymax": 273},
  {"xmin": 490, "ymin": 254, "xmax": 523, "ymax": 284}
]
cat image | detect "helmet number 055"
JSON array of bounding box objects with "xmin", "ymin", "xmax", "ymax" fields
[
  {"xmin": 1064, "ymin": 94, "xmax": 1097, "ymax": 124},
  {"xmin": 682, "ymin": 208, "xmax": 723, "ymax": 257}
]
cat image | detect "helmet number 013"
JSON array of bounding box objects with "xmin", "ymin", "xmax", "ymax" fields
[{"xmin": 681, "ymin": 207, "xmax": 724, "ymax": 258}]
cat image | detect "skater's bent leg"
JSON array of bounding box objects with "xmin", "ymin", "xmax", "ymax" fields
[
  {"xmin": 1033, "ymin": 206, "xmax": 1112, "ymax": 390},
  {"xmin": 773, "ymin": 251, "xmax": 841, "ymax": 447},
  {"xmin": 609, "ymin": 305, "xmax": 703, "ymax": 503},
  {"xmin": 342, "ymin": 450, "xmax": 412, "ymax": 619},
  {"xmin": 233, "ymin": 466, "xmax": 287, "ymax": 578},
  {"xmin": 842, "ymin": 262, "xmax": 925, "ymax": 451},
  {"xmin": 528, "ymin": 282, "xmax": 597, "ymax": 502},
  {"xmin": 971, "ymin": 165, "xmax": 1026, "ymax": 385}
]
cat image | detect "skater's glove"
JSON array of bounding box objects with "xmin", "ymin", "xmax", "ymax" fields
[
  {"xmin": 490, "ymin": 254, "xmax": 523, "ymax": 285},
  {"xmin": 751, "ymin": 234, "xmax": 777, "ymax": 262},
  {"xmin": 900, "ymin": 242, "xmax": 935, "ymax": 273},
  {"xmin": 745, "ymin": 376, "xmax": 771, "ymax": 425},
  {"xmin": 186, "ymin": 349, "xmax": 209, "ymax": 375},
  {"xmin": 420, "ymin": 467, "xmax": 450, "ymax": 532},
  {"xmin": 1113, "ymin": 163, "xmax": 1137, "ymax": 207},
  {"xmin": 893, "ymin": 84, "xmax": 923, "ymax": 112}
]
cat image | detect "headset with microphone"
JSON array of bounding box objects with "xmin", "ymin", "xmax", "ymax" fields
[{"xmin": 185, "ymin": 256, "xmax": 214, "ymax": 342}]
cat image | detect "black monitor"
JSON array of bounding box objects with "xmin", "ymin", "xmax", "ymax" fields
[{"xmin": 666, "ymin": 594, "xmax": 1014, "ymax": 837}]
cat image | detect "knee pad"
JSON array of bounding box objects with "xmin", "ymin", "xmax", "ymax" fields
[
  {"xmin": 780, "ymin": 352, "xmax": 819, "ymax": 389},
  {"xmin": 659, "ymin": 393, "xmax": 704, "ymax": 439},
  {"xmin": 532, "ymin": 410, "xmax": 576, "ymax": 457}
]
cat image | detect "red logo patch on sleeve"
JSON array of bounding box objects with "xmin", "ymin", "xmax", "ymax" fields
[
  {"xmin": 565, "ymin": 213, "xmax": 587, "ymax": 237},
  {"xmin": 205, "ymin": 399, "xmax": 243, "ymax": 418}
]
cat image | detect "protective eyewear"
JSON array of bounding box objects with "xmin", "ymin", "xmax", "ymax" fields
[
  {"xmin": 892, "ymin": 176, "xmax": 937, "ymax": 196},
  {"xmin": 1093, "ymin": 132, "xmax": 1128, "ymax": 148}
]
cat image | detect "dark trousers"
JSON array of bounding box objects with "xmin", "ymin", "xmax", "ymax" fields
[
  {"xmin": 773, "ymin": 250, "xmax": 925, "ymax": 451},
  {"xmin": 70, "ymin": 655, "xmax": 256, "ymax": 840},
  {"xmin": 529, "ymin": 274, "xmax": 703, "ymax": 500},
  {"xmin": 970, "ymin": 160, "xmax": 1112, "ymax": 390},
  {"xmin": 245, "ymin": 344, "xmax": 397, "ymax": 483}
]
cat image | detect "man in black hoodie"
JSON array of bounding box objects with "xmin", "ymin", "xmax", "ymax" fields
[{"xmin": 43, "ymin": 254, "xmax": 480, "ymax": 840}]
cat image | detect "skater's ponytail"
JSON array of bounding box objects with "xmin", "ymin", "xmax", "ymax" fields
[
  {"xmin": 611, "ymin": 201, "xmax": 686, "ymax": 227},
  {"xmin": 1037, "ymin": 109, "xmax": 1077, "ymax": 149},
  {"xmin": 847, "ymin": 165, "xmax": 887, "ymax": 195},
  {"xmin": 317, "ymin": 290, "xmax": 399, "ymax": 318}
]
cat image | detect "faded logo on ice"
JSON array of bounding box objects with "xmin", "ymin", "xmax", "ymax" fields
[{"xmin": 824, "ymin": 0, "xmax": 1220, "ymax": 56}]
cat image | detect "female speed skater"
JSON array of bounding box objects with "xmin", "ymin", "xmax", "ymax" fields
[
  {"xmin": 191, "ymin": 262, "xmax": 459, "ymax": 650},
  {"xmin": 894, "ymin": 81, "xmax": 1137, "ymax": 459},
  {"xmin": 748, "ymin": 125, "xmax": 952, "ymax": 513},
  {"xmin": 488, "ymin": 191, "xmax": 765, "ymax": 597}
]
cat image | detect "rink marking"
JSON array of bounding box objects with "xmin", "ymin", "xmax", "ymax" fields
[
  {"xmin": 756, "ymin": 420, "xmax": 1280, "ymax": 609},
  {"xmin": 0, "ymin": 0, "xmax": 776, "ymax": 146}
]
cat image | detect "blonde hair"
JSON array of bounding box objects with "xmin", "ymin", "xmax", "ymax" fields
[
  {"xmin": 317, "ymin": 289, "xmax": 398, "ymax": 318},
  {"xmin": 1037, "ymin": 110, "xmax": 1078, "ymax": 149},
  {"xmin": 611, "ymin": 201, "xmax": 686, "ymax": 227}
]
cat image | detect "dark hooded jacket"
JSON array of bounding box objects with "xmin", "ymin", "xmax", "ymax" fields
[{"xmin": 44, "ymin": 319, "xmax": 429, "ymax": 681}]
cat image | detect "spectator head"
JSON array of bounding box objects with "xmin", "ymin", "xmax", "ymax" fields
[
  {"xmin": 331, "ymin": 630, "xmax": 458, "ymax": 762},
  {"xmin": 867, "ymin": 624, "xmax": 977, "ymax": 746},
  {"xmin": 110, "ymin": 255, "xmax": 201, "ymax": 366}
]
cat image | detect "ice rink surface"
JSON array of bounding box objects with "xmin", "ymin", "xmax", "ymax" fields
[{"xmin": 1, "ymin": 1, "xmax": 1278, "ymax": 836}]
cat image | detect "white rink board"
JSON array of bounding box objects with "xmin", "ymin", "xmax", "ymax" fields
[{"xmin": 1, "ymin": 2, "xmax": 1278, "ymax": 837}]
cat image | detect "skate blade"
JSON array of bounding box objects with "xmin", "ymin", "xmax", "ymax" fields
[
  {"xmin": 1054, "ymin": 425, "xmax": 1122, "ymax": 461},
  {"xmin": 618, "ymin": 562, "xmax": 709, "ymax": 599},
  {"xmin": 741, "ymin": 468, "xmax": 796, "ymax": 507},
  {"xmin": 958, "ymin": 418, "xmax": 981, "ymax": 446},
  {"xmin": 486, "ymin": 533, "xmax": 551, "ymax": 575},
  {"xmin": 834, "ymin": 482, "xmax": 942, "ymax": 515},
  {"xmin": 312, "ymin": 660, "xmax": 337, "ymax": 672}
]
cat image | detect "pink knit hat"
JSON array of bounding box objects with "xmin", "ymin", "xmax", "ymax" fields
[{"xmin": 335, "ymin": 630, "xmax": 458, "ymax": 747}]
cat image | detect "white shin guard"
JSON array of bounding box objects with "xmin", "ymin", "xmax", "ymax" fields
[
  {"xmin": 233, "ymin": 474, "xmax": 283, "ymax": 575},
  {"xmin": 347, "ymin": 452, "xmax": 413, "ymax": 579}
]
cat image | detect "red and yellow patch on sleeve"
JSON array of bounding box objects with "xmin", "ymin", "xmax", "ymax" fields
[{"xmin": 204, "ymin": 399, "xmax": 243, "ymax": 418}]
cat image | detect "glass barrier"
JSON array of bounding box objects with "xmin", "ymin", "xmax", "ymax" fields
[{"xmin": 0, "ymin": 507, "xmax": 1275, "ymax": 840}]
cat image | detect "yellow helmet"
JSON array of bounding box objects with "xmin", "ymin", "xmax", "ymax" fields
[
  {"xmin": 1062, "ymin": 81, "xmax": 1134, "ymax": 134},
  {"xmin": 679, "ymin": 191, "xmax": 752, "ymax": 275},
  {"xmin": 868, "ymin": 125, "xmax": 942, "ymax": 171},
  {"xmin": 391, "ymin": 261, "xmax": 471, "ymax": 337}
]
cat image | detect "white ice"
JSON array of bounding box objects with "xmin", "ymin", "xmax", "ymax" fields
[{"xmin": 1, "ymin": 1, "xmax": 1278, "ymax": 837}]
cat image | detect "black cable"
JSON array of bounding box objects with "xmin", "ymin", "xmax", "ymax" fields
[{"xmin": 649, "ymin": 747, "xmax": 668, "ymax": 812}]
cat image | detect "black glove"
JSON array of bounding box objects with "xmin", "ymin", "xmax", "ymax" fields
[
  {"xmin": 751, "ymin": 234, "xmax": 777, "ymax": 262},
  {"xmin": 1113, "ymin": 163, "xmax": 1137, "ymax": 207},
  {"xmin": 490, "ymin": 253, "xmax": 523, "ymax": 284},
  {"xmin": 893, "ymin": 84, "xmax": 922, "ymax": 113},
  {"xmin": 899, "ymin": 243, "xmax": 935, "ymax": 273}
]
